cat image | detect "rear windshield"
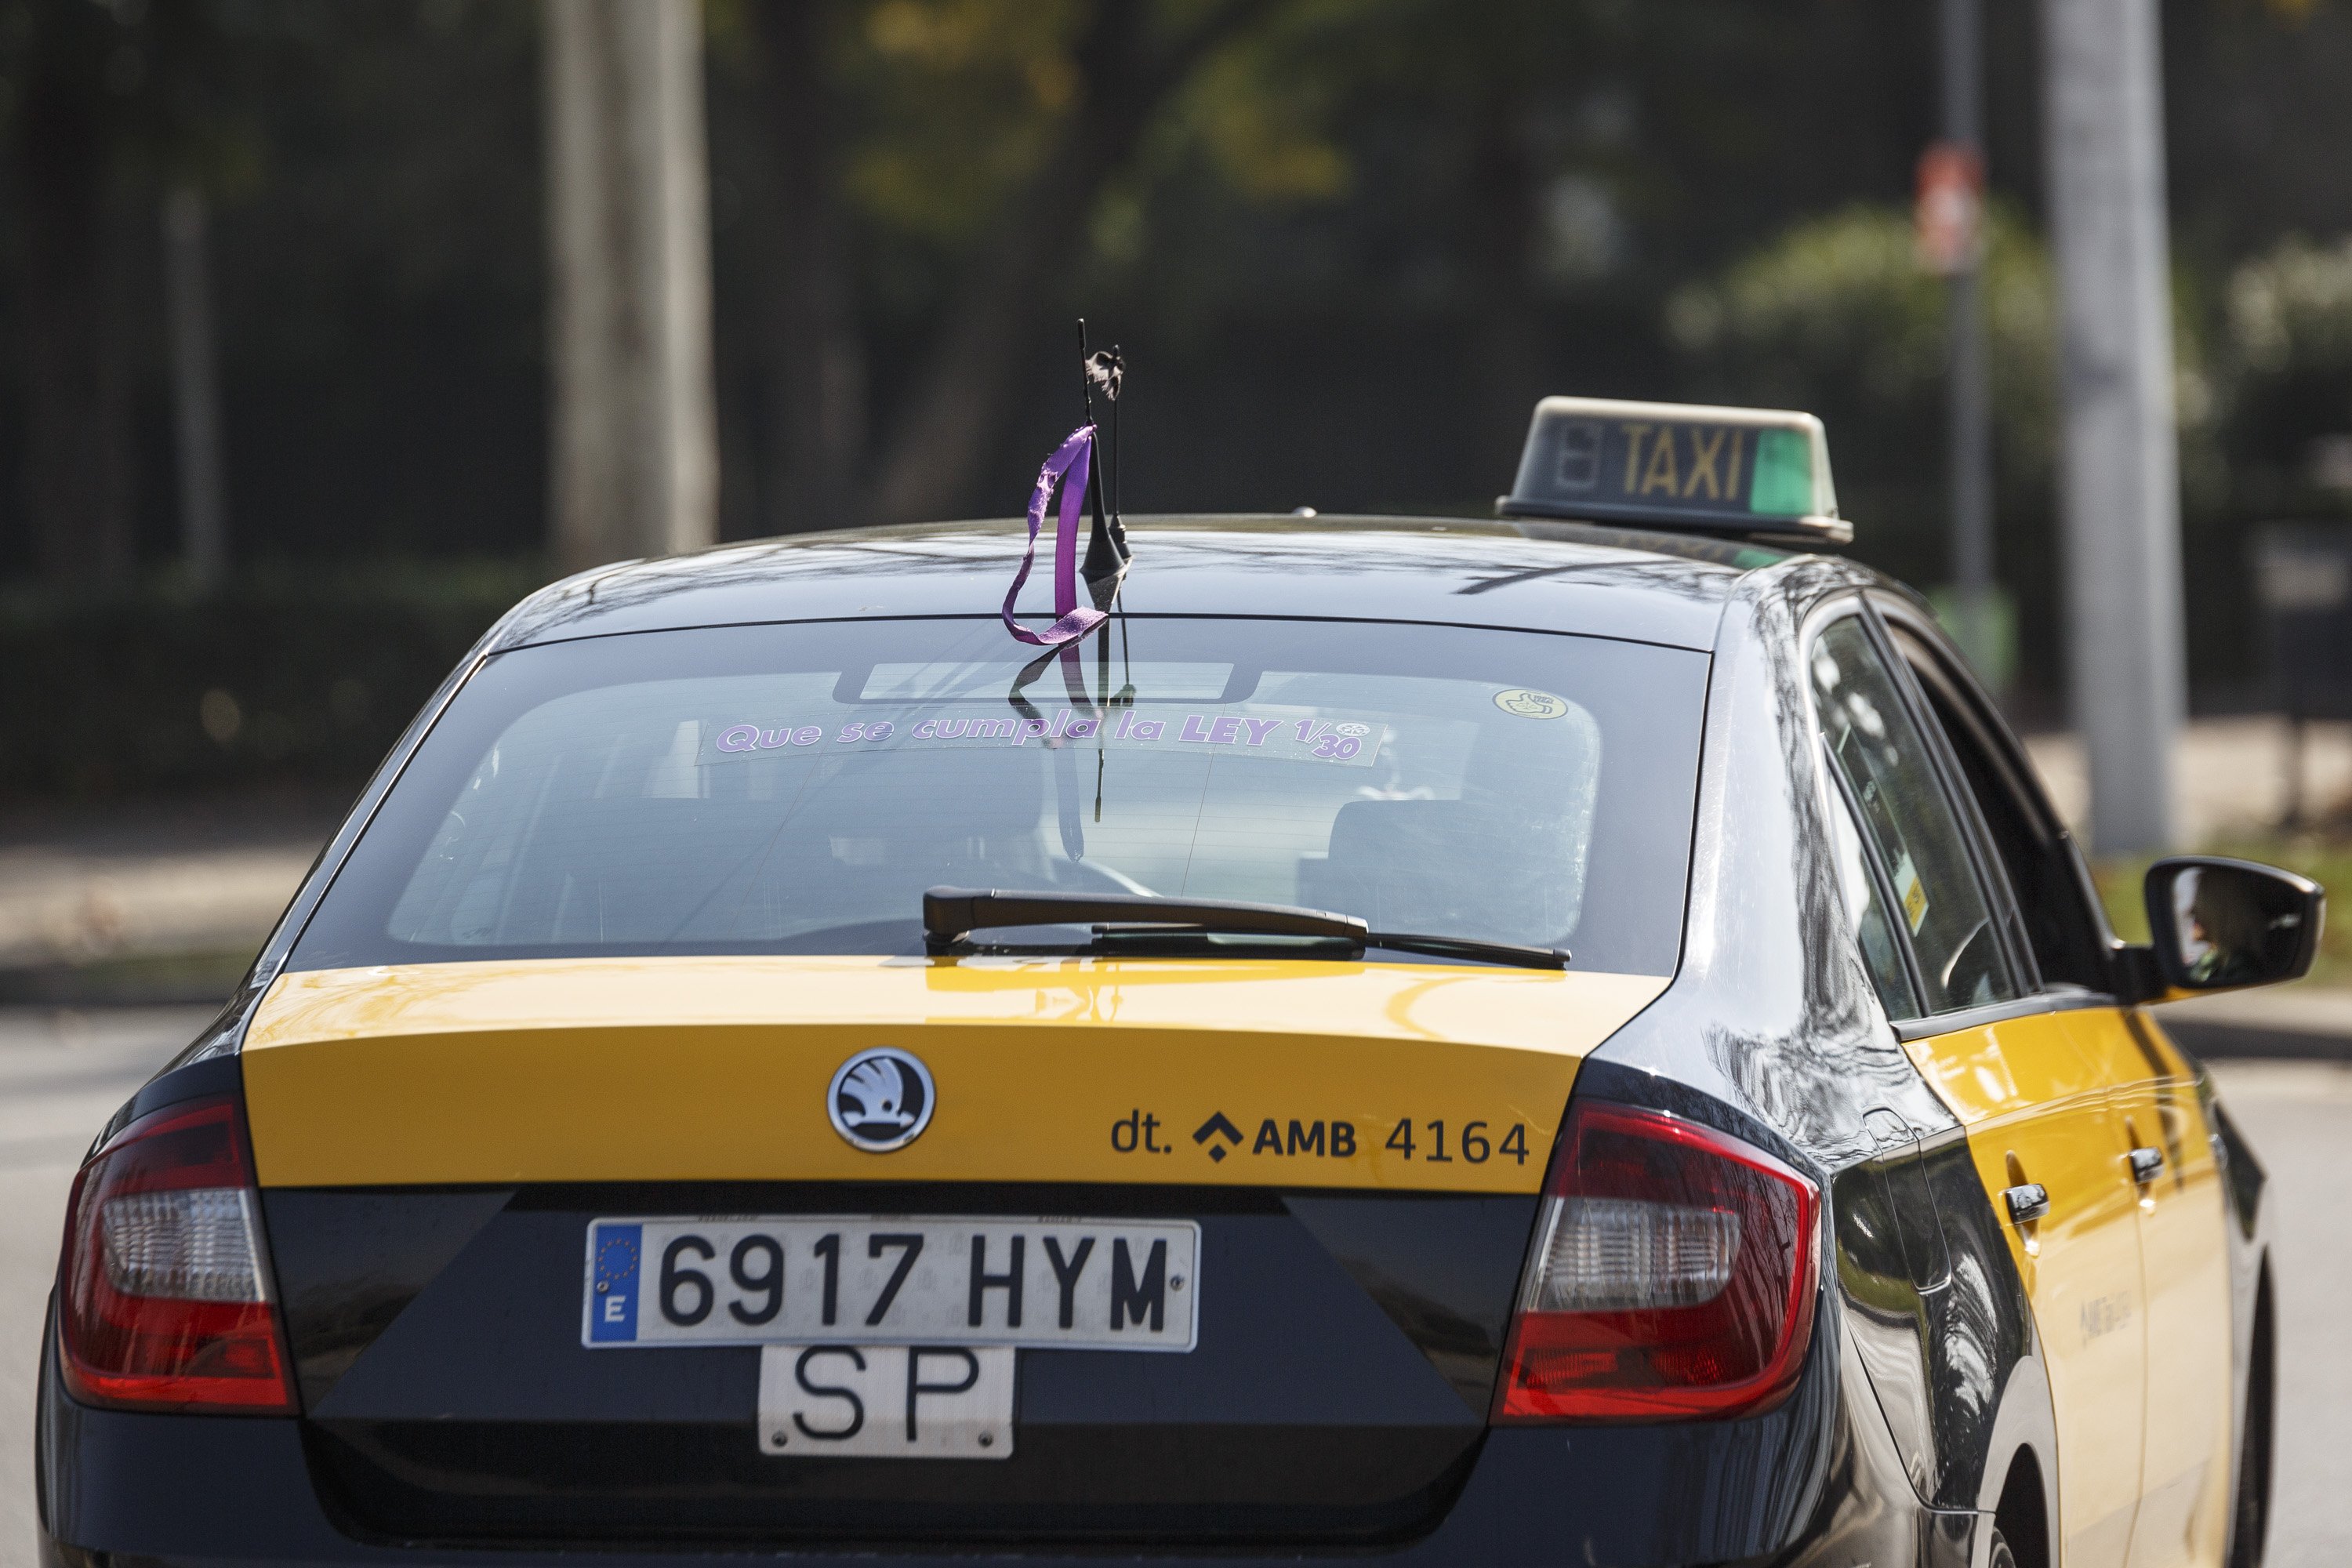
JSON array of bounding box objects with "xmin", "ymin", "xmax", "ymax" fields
[{"xmin": 291, "ymin": 618, "xmax": 1708, "ymax": 975}]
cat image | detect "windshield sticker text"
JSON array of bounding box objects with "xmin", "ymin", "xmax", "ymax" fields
[{"xmin": 702, "ymin": 710, "xmax": 1387, "ymax": 768}]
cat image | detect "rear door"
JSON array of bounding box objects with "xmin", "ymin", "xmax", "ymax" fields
[
  {"xmin": 2067, "ymin": 1010, "xmax": 2233, "ymax": 1567},
  {"xmin": 1810, "ymin": 607, "xmax": 2148, "ymax": 1568},
  {"xmin": 2124, "ymin": 1016, "xmax": 2233, "ymax": 1568},
  {"xmin": 1875, "ymin": 608, "xmax": 2236, "ymax": 1568}
]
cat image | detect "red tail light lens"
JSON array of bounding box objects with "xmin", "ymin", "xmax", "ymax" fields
[
  {"xmin": 56, "ymin": 1096, "xmax": 295, "ymax": 1413},
  {"xmin": 1494, "ymin": 1100, "xmax": 1819, "ymax": 1422}
]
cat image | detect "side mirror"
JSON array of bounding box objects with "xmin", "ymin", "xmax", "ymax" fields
[{"xmin": 2143, "ymin": 856, "xmax": 2325, "ymax": 993}]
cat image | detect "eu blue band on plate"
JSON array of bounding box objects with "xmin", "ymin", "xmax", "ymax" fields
[
  {"xmin": 589, "ymin": 1223, "xmax": 643, "ymax": 1343},
  {"xmin": 1497, "ymin": 395, "xmax": 1849, "ymax": 545}
]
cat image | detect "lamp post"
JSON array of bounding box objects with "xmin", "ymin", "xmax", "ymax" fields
[
  {"xmin": 543, "ymin": 0, "xmax": 719, "ymax": 572},
  {"xmin": 1919, "ymin": 0, "xmax": 1995, "ymax": 684},
  {"xmin": 2043, "ymin": 0, "xmax": 2185, "ymax": 854},
  {"xmin": 162, "ymin": 186, "xmax": 227, "ymax": 591}
]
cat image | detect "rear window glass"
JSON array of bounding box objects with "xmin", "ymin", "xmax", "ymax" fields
[{"xmin": 292, "ymin": 618, "xmax": 1709, "ymax": 975}]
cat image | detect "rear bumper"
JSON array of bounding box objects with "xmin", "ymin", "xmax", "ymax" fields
[{"xmin": 39, "ymin": 1338, "xmax": 1966, "ymax": 1568}]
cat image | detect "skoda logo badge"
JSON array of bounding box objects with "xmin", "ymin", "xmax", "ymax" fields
[{"xmin": 828, "ymin": 1047, "xmax": 935, "ymax": 1152}]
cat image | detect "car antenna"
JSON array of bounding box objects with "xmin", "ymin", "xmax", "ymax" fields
[
  {"xmin": 1078, "ymin": 318, "xmax": 1095, "ymax": 423},
  {"xmin": 1084, "ymin": 328, "xmax": 1135, "ymax": 825},
  {"xmin": 1096, "ymin": 637, "xmax": 1110, "ymax": 822},
  {"xmin": 1078, "ymin": 320, "xmax": 1129, "ymax": 582},
  {"xmin": 1106, "ymin": 340, "xmax": 1125, "ymax": 525}
]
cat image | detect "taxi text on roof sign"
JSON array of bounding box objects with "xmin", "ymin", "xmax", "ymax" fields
[{"xmin": 1499, "ymin": 396, "xmax": 1849, "ymax": 545}]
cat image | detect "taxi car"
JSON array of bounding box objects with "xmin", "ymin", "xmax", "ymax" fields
[{"xmin": 38, "ymin": 397, "xmax": 2314, "ymax": 1568}]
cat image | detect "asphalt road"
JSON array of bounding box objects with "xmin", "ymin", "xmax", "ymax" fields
[
  {"xmin": 0, "ymin": 1006, "xmax": 216, "ymax": 1563},
  {"xmin": 2, "ymin": 1009, "xmax": 2348, "ymax": 1566}
]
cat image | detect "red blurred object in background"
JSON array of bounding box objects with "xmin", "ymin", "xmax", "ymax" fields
[{"xmin": 1916, "ymin": 142, "xmax": 1986, "ymax": 276}]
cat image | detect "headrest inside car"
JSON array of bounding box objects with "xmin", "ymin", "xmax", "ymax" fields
[{"xmin": 1303, "ymin": 798, "xmax": 1584, "ymax": 944}]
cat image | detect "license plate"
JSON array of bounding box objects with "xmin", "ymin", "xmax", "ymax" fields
[
  {"xmin": 757, "ymin": 1345, "xmax": 1014, "ymax": 1460},
  {"xmin": 582, "ymin": 1215, "xmax": 1200, "ymax": 1350}
]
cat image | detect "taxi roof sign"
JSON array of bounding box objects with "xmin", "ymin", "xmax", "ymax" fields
[{"xmin": 1499, "ymin": 397, "xmax": 1849, "ymax": 545}]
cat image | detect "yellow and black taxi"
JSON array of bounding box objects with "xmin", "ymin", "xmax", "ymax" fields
[{"xmin": 38, "ymin": 397, "xmax": 2314, "ymax": 1568}]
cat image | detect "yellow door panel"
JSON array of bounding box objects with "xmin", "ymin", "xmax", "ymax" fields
[
  {"xmin": 1901, "ymin": 1009, "xmax": 2109, "ymax": 1139},
  {"xmin": 2067, "ymin": 1009, "xmax": 2233, "ymax": 1568},
  {"xmin": 241, "ymin": 956, "xmax": 1668, "ymax": 1192},
  {"xmin": 1905, "ymin": 1010, "xmax": 2145, "ymax": 1568}
]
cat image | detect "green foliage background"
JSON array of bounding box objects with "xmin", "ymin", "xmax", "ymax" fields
[
  {"xmin": 0, "ymin": 563, "xmax": 539, "ymax": 799},
  {"xmin": 5, "ymin": 0, "xmax": 2352, "ymax": 798}
]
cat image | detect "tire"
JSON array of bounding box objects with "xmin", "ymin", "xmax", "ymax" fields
[
  {"xmin": 2230, "ymin": 1276, "xmax": 2277, "ymax": 1568},
  {"xmin": 2230, "ymin": 1415, "xmax": 2270, "ymax": 1568},
  {"xmin": 1987, "ymin": 1524, "xmax": 2018, "ymax": 1568}
]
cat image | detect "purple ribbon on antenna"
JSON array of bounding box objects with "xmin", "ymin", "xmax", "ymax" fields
[{"xmin": 1003, "ymin": 423, "xmax": 1110, "ymax": 648}]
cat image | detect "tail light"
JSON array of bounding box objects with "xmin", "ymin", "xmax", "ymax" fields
[
  {"xmin": 56, "ymin": 1095, "xmax": 295, "ymax": 1413},
  {"xmin": 1494, "ymin": 1100, "xmax": 1819, "ymax": 1422}
]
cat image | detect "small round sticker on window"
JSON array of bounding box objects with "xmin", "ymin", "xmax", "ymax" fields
[{"xmin": 1494, "ymin": 688, "xmax": 1570, "ymax": 720}]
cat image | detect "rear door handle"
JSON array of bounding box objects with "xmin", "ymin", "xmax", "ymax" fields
[
  {"xmin": 2129, "ymin": 1146, "xmax": 2165, "ymax": 1184},
  {"xmin": 2002, "ymin": 1183, "xmax": 2049, "ymax": 1225}
]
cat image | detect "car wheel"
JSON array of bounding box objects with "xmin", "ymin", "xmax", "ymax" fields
[
  {"xmin": 2230, "ymin": 1274, "xmax": 2276, "ymax": 1568},
  {"xmin": 2229, "ymin": 1416, "xmax": 2269, "ymax": 1568},
  {"xmin": 1987, "ymin": 1524, "xmax": 2018, "ymax": 1568}
]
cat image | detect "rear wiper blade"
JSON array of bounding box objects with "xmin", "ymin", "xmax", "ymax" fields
[
  {"xmin": 1362, "ymin": 932, "xmax": 1570, "ymax": 971},
  {"xmin": 922, "ymin": 887, "xmax": 1568, "ymax": 970},
  {"xmin": 925, "ymin": 887, "xmax": 1363, "ymax": 949}
]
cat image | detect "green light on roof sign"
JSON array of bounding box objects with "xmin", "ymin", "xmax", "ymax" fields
[
  {"xmin": 1748, "ymin": 427, "xmax": 1817, "ymax": 517},
  {"xmin": 1501, "ymin": 396, "xmax": 1848, "ymax": 544}
]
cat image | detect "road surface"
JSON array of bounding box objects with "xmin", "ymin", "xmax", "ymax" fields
[
  {"xmin": 2, "ymin": 1008, "xmax": 2347, "ymax": 1564},
  {"xmin": 1, "ymin": 1006, "xmax": 216, "ymax": 1562}
]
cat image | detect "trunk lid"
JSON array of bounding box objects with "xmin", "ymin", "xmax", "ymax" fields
[{"xmin": 243, "ymin": 956, "xmax": 1664, "ymax": 1548}]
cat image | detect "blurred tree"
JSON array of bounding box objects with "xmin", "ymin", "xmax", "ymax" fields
[
  {"xmin": 162, "ymin": 183, "xmax": 228, "ymax": 589},
  {"xmin": 1665, "ymin": 201, "xmax": 2256, "ymax": 699},
  {"xmin": 854, "ymin": 0, "xmax": 1292, "ymax": 524},
  {"xmin": 190, "ymin": 0, "xmax": 545, "ymax": 563},
  {"xmin": 0, "ymin": 0, "xmax": 2342, "ymax": 716},
  {"xmin": 749, "ymin": 0, "xmax": 866, "ymax": 532},
  {"xmin": 1668, "ymin": 206, "xmax": 2057, "ymax": 522},
  {"xmin": 1666, "ymin": 205, "xmax": 2061, "ymax": 629},
  {"xmin": 3, "ymin": 0, "xmax": 138, "ymax": 586},
  {"xmin": 2, "ymin": 0, "xmax": 257, "ymax": 586},
  {"xmin": 2223, "ymin": 234, "xmax": 2352, "ymax": 510},
  {"xmin": 543, "ymin": 0, "xmax": 718, "ymax": 572},
  {"xmin": 2165, "ymin": 0, "xmax": 2352, "ymax": 271},
  {"xmin": 1216, "ymin": 0, "xmax": 1646, "ymax": 480}
]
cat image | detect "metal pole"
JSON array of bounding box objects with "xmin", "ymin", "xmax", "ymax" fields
[
  {"xmin": 543, "ymin": 0, "xmax": 718, "ymax": 572},
  {"xmin": 2283, "ymin": 713, "xmax": 2306, "ymax": 832},
  {"xmin": 2043, "ymin": 0, "xmax": 2184, "ymax": 854},
  {"xmin": 1942, "ymin": 0, "xmax": 1996, "ymax": 682},
  {"xmin": 161, "ymin": 186, "xmax": 227, "ymax": 591}
]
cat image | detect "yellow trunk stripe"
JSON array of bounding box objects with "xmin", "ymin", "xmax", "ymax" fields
[{"xmin": 242, "ymin": 956, "xmax": 1668, "ymax": 1192}]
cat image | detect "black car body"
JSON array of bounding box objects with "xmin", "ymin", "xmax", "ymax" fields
[{"xmin": 37, "ymin": 506, "xmax": 2286, "ymax": 1568}]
